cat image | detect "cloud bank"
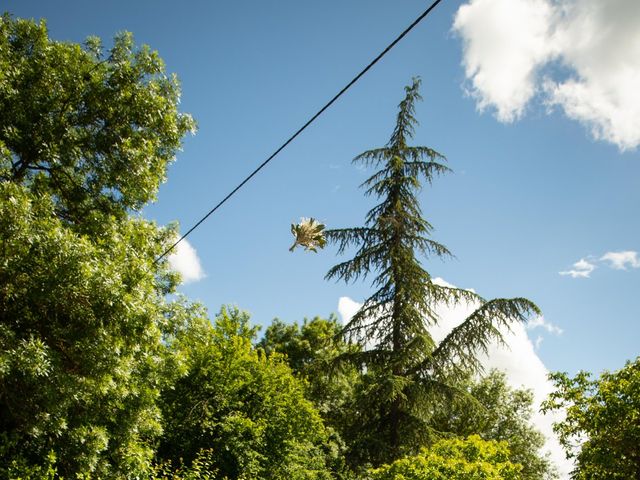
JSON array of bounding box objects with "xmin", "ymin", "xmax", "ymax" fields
[
  {"xmin": 454, "ymin": 0, "xmax": 640, "ymax": 151},
  {"xmin": 167, "ymin": 239, "xmax": 206, "ymax": 284},
  {"xmin": 337, "ymin": 278, "xmax": 571, "ymax": 478}
]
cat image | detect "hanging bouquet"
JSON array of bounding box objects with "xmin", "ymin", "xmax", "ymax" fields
[{"xmin": 289, "ymin": 217, "xmax": 326, "ymax": 252}]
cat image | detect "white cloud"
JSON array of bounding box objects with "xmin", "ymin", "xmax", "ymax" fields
[
  {"xmin": 528, "ymin": 315, "xmax": 564, "ymax": 335},
  {"xmin": 559, "ymin": 258, "xmax": 595, "ymax": 278},
  {"xmin": 600, "ymin": 250, "xmax": 640, "ymax": 270},
  {"xmin": 167, "ymin": 239, "xmax": 205, "ymax": 284},
  {"xmin": 338, "ymin": 296, "xmax": 362, "ymax": 324},
  {"xmin": 453, "ymin": 0, "xmax": 555, "ymax": 122},
  {"xmin": 454, "ymin": 0, "xmax": 640, "ymax": 151},
  {"xmin": 561, "ymin": 250, "xmax": 640, "ymax": 278},
  {"xmin": 337, "ymin": 278, "xmax": 572, "ymax": 478}
]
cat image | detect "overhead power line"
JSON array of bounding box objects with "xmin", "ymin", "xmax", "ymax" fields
[{"xmin": 155, "ymin": 0, "xmax": 445, "ymax": 263}]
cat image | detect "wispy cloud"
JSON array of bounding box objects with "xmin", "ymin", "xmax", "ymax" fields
[
  {"xmin": 454, "ymin": 0, "xmax": 640, "ymax": 151},
  {"xmin": 168, "ymin": 238, "xmax": 206, "ymax": 284},
  {"xmin": 561, "ymin": 250, "xmax": 639, "ymax": 278},
  {"xmin": 559, "ymin": 258, "xmax": 595, "ymax": 278},
  {"xmin": 527, "ymin": 316, "xmax": 563, "ymax": 336},
  {"xmin": 600, "ymin": 251, "xmax": 640, "ymax": 270}
]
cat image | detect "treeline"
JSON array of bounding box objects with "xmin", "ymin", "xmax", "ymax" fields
[{"xmin": 1, "ymin": 15, "xmax": 638, "ymax": 479}]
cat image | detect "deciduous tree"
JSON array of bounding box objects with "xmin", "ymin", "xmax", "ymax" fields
[
  {"xmin": 368, "ymin": 435, "xmax": 522, "ymax": 480},
  {"xmin": 0, "ymin": 15, "xmax": 195, "ymax": 478},
  {"xmin": 258, "ymin": 316, "xmax": 359, "ymax": 427},
  {"xmin": 158, "ymin": 307, "xmax": 334, "ymax": 480},
  {"xmin": 543, "ymin": 357, "xmax": 640, "ymax": 479},
  {"xmin": 0, "ymin": 14, "xmax": 195, "ymax": 229},
  {"xmin": 430, "ymin": 370, "xmax": 556, "ymax": 479}
]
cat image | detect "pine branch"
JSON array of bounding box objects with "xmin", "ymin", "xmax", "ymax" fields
[
  {"xmin": 406, "ymin": 376, "xmax": 487, "ymax": 429},
  {"xmin": 333, "ymin": 348, "xmax": 395, "ymax": 370},
  {"xmin": 412, "ymin": 237, "xmax": 454, "ymax": 259},
  {"xmin": 324, "ymin": 242, "xmax": 388, "ymax": 283},
  {"xmin": 341, "ymin": 301, "xmax": 394, "ymax": 343},
  {"xmin": 353, "ymin": 147, "xmax": 392, "ymax": 168},
  {"xmin": 422, "ymin": 298, "xmax": 540, "ymax": 380},
  {"xmin": 425, "ymin": 282, "xmax": 484, "ymax": 307},
  {"xmin": 403, "ymin": 159, "xmax": 450, "ymax": 182},
  {"xmin": 324, "ymin": 227, "xmax": 379, "ymax": 254}
]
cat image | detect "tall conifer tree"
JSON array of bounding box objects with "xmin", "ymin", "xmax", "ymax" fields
[{"xmin": 326, "ymin": 78, "xmax": 539, "ymax": 466}]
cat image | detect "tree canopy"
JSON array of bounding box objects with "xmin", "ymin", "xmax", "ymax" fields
[
  {"xmin": 543, "ymin": 357, "xmax": 640, "ymax": 479},
  {"xmin": 368, "ymin": 435, "xmax": 522, "ymax": 480},
  {"xmin": 258, "ymin": 316, "xmax": 359, "ymax": 427},
  {"xmin": 0, "ymin": 14, "xmax": 195, "ymax": 227},
  {"xmin": 0, "ymin": 15, "xmax": 196, "ymax": 478},
  {"xmin": 1, "ymin": 13, "xmax": 566, "ymax": 480},
  {"xmin": 158, "ymin": 307, "xmax": 335, "ymax": 480},
  {"xmin": 430, "ymin": 370, "xmax": 556, "ymax": 479}
]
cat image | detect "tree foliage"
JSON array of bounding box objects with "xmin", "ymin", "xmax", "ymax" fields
[
  {"xmin": 430, "ymin": 370, "xmax": 556, "ymax": 479},
  {"xmin": 0, "ymin": 15, "xmax": 196, "ymax": 478},
  {"xmin": 325, "ymin": 78, "xmax": 539, "ymax": 467},
  {"xmin": 368, "ymin": 435, "xmax": 522, "ymax": 480},
  {"xmin": 0, "ymin": 14, "xmax": 195, "ymax": 228},
  {"xmin": 151, "ymin": 450, "xmax": 219, "ymax": 480},
  {"xmin": 0, "ymin": 171, "xmax": 186, "ymax": 478},
  {"xmin": 258, "ymin": 316, "xmax": 359, "ymax": 428},
  {"xmin": 259, "ymin": 316, "xmax": 347, "ymax": 373},
  {"xmin": 1, "ymin": 13, "xmax": 557, "ymax": 479},
  {"xmin": 542, "ymin": 357, "xmax": 640, "ymax": 479},
  {"xmin": 158, "ymin": 307, "xmax": 335, "ymax": 480}
]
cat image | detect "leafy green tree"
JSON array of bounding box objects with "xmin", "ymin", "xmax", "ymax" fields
[
  {"xmin": 430, "ymin": 370, "xmax": 556, "ymax": 479},
  {"xmin": 542, "ymin": 357, "xmax": 640, "ymax": 479},
  {"xmin": 325, "ymin": 78, "xmax": 538, "ymax": 467},
  {"xmin": 258, "ymin": 316, "xmax": 359, "ymax": 425},
  {"xmin": 0, "ymin": 14, "xmax": 195, "ymax": 228},
  {"xmin": 151, "ymin": 450, "xmax": 219, "ymax": 480},
  {"xmin": 259, "ymin": 316, "xmax": 346, "ymax": 373},
  {"xmin": 368, "ymin": 435, "xmax": 522, "ymax": 480},
  {"xmin": 158, "ymin": 307, "xmax": 334, "ymax": 480},
  {"xmin": 0, "ymin": 15, "xmax": 196, "ymax": 478},
  {"xmin": 0, "ymin": 180, "xmax": 187, "ymax": 478}
]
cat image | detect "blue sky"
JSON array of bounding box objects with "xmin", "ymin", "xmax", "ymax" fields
[
  {"xmin": 7, "ymin": 0, "xmax": 638, "ymax": 375},
  {"xmin": 6, "ymin": 2, "xmax": 639, "ymax": 471}
]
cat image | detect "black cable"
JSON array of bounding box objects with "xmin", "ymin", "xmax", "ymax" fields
[{"xmin": 155, "ymin": 0, "xmax": 444, "ymax": 263}]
